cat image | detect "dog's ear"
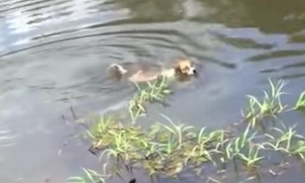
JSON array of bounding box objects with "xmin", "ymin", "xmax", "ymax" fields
[
  {"xmin": 171, "ymin": 58, "xmax": 184, "ymax": 68},
  {"xmin": 171, "ymin": 60, "xmax": 183, "ymax": 74}
]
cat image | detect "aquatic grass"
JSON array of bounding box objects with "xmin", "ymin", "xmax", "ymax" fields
[
  {"xmin": 67, "ymin": 168, "xmax": 107, "ymax": 183},
  {"xmin": 242, "ymin": 79, "xmax": 287, "ymax": 127},
  {"xmin": 159, "ymin": 113, "xmax": 195, "ymax": 148},
  {"xmin": 263, "ymin": 124, "xmax": 305, "ymax": 155},
  {"xmin": 87, "ymin": 116, "xmax": 116, "ymax": 138},
  {"xmin": 219, "ymin": 124, "xmax": 255, "ymax": 163},
  {"xmin": 96, "ymin": 126, "xmax": 151, "ymax": 178},
  {"xmin": 87, "ymin": 116, "xmax": 127, "ymax": 150},
  {"xmin": 294, "ymin": 91, "xmax": 305, "ymax": 110},
  {"xmin": 237, "ymin": 142, "xmax": 264, "ymax": 171},
  {"xmin": 129, "ymin": 76, "xmax": 172, "ymax": 123},
  {"xmin": 85, "ymin": 114, "xmax": 232, "ymax": 179},
  {"xmin": 289, "ymin": 140, "xmax": 305, "ymax": 161},
  {"xmin": 144, "ymin": 124, "xmax": 209, "ymax": 177},
  {"xmin": 70, "ymin": 78, "xmax": 305, "ymax": 183},
  {"xmin": 190, "ymin": 128, "xmax": 227, "ymax": 165}
]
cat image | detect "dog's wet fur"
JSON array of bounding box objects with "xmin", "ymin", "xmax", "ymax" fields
[{"xmin": 107, "ymin": 59, "xmax": 197, "ymax": 83}]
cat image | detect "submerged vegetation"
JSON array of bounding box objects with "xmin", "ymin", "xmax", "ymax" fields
[{"xmin": 68, "ymin": 78, "xmax": 305, "ymax": 183}]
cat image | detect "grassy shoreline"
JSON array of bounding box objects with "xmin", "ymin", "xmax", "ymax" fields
[{"xmin": 68, "ymin": 78, "xmax": 305, "ymax": 183}]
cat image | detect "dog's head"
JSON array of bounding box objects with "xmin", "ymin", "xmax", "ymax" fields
[{"xmin": 174, "ymin": 59, "xmax": 197, "ymax": 76}]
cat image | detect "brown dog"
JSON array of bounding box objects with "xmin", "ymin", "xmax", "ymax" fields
[{"xmin": 108, "ymin": 59, "xmax": 197, "ymax": 83}]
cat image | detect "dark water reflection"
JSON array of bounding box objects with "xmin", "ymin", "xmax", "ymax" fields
[{"xmin": 1, "ymin": 0, "xmax": 305, "ymax": 182}]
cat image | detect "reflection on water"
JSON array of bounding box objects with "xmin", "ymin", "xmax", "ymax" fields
[{"xmin": 1, "ymin": 0, "xmax": 305, "ymax": 183}]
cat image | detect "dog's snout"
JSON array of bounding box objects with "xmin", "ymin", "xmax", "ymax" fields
[{"xmin": 187, "ymin": 67, "xmax": 197, "ymax": 75}]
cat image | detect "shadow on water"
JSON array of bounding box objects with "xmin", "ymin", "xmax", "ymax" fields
[{"xmin": 1, "ymin": 0, "xmax": 305, "ymax": 182}]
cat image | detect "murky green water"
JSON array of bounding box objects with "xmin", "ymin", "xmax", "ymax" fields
[{"xmin": 1, "ymin": 0, "xmax": 305, "ymax": 182}]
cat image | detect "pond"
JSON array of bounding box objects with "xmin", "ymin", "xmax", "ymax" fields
[{"xmin": 1, "ymin": 0, "xmax": 305, "ymax": 182}]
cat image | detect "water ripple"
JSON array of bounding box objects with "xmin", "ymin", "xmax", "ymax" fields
[
  {"xmin": 247, "ymin": 50, "xmax": 305, "ymax": 62},
  {"xmin": 211, "ymin": 32, "xmax": 275, "ymax": 50}
]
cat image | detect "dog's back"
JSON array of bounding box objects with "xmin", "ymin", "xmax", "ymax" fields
[
  {"xmin": 108, "ymin": 62, "xmax": 163, "ymax": 82},
  {"xmin": 107, "ymin": 59, "xmax": 197, "ymax": 83}
]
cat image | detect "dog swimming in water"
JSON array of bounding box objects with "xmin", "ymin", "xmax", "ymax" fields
[{"xmin": 107, "ymin": 59, "xmax": 197, "ymax": 83}]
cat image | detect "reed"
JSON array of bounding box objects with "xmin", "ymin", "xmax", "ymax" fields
[
  {"xmin": 295, "ymin": 91, "xmax": 305, "ymax": 110},
  {"xmin": 242, "ymin": 79, "xmax": 287, "ymax": 127},
  {"xmin": 128, "ymin": 76, "xmax": 172, "ymax": 123}
]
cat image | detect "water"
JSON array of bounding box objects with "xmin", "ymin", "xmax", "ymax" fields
[{"xmin": 1, "ymin": 0, "xmax": 305, "ymax": 182}]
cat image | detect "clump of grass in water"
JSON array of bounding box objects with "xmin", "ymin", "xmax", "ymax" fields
[
  {"xmin": 242, "ymin": 79, "xmax": 287, "ymax": 127},
  {"xmin": 69, "ymin": 79, "xmax": 305, "ymax": 183},
  {"xmin": 87, "ymin": 115, "xmax": 225, "ymax": 179},
  {"xmin": 263, "ymin": 123, "xmax": 305, "ymax": 157},
  {"xmin": 128, "ymin": 76, "xmax": 172, "ymax": 123},
  {"xmin": 83, "ymin": 117, "xmax": 264, "ymax": 181}
]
